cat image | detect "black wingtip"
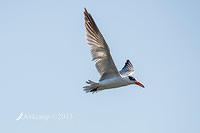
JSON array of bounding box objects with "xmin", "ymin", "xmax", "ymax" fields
[
  {"xmin": 84, "ymin": 8, "xmax": 88, "ymax": 13},
  {"xmin": 126, "ymin": 59, "xmax": 131, "ymax": 65},
  {"xmin": 125, "ymin": 59, "xmax": 133, "ymax": 67}
]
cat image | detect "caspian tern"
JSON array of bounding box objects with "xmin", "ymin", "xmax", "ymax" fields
[{"xmin": 83, "ymin": 8, "xmax": 144, "ymax": 93}]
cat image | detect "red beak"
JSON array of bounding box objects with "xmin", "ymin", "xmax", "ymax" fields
[{"xmin": 135, "ymin": 82, "xmax": 145, "ymax": 88}]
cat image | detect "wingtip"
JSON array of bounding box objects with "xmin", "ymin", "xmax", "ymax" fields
[
  {"xmin": 84, "ymin": 8, "xmax": 87, "ymax": 13},
  {"xmin": 126, "ymin": 59, "xmax": 130, "ymax": 64}
]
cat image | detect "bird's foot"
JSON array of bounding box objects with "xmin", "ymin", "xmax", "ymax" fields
[{"xmin": 90, "ymin": 88, "xmax": 98, "ymax": 94}]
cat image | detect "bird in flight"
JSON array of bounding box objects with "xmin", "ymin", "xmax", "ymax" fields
[{"xmin": 83, "ymin": 8, "xmax": 144, "ymax": 93}]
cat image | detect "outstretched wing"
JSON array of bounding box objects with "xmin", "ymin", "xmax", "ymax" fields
[
  {"xmin": 84, "ymin": 8, "xmax": 120, "ymax": 81},
  {"xmin": 120, "ymin": 60, "xmax": 134, "ymax": 77}
]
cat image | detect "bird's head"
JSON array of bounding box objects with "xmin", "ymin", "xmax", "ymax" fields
[{"xmin": 128, "ymin": 76, "xmax": 144, "ymax": 88}]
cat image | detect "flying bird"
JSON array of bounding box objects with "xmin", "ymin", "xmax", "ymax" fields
[{"xmin": 83, "ymin": 8, "xmax": 144, "ymax": 93}]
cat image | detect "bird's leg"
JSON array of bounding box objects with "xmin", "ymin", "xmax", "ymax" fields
[{"xmin": 90, "ymin": 87, "xmax": 98, "ymax": 94}]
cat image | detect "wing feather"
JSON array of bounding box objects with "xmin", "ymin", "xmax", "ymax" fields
[
  {"xmin": 84, "ymin": 8, "xmax": 120, "ymax": 81},
  {"xmin": 120, "ymin": 60, "xmax": 134, "ymax": 77}
]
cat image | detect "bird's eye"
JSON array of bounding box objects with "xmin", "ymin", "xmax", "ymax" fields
[{"xmin": 128, "ymin": 76, "xmax": 135, "ymax": 81}]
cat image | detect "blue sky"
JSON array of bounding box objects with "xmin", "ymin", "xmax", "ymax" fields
[{"xmin": 0, "ymin": 0, "xmax": 200, "ymax": 132}]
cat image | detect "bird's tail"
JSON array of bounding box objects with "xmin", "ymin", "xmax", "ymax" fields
[{"xmin": 83, "ymin": 80, "xmax": 99, "ymax": 93}]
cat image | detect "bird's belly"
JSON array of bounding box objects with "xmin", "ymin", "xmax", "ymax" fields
[{"xmin": 99, "ymin": 78, "xmax": 128, "ymax": 90}]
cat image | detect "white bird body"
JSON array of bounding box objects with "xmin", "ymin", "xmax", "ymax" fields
[
  {"xmin": 98, "ymin": 76, "xmax": 131, "ymax": 90},
  {"xmin": 83, "ymin": 8, "xmax": 144, "ymax": 93}
]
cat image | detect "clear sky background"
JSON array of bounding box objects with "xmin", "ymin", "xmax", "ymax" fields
[{"xmin": 0, "ymin": 0, "xmax": 200, "ymax": 132}]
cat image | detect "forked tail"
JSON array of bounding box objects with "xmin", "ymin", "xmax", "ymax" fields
[{"xmin": 83, "ymin": 80, "xmax": 99, "ymax": 93}]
